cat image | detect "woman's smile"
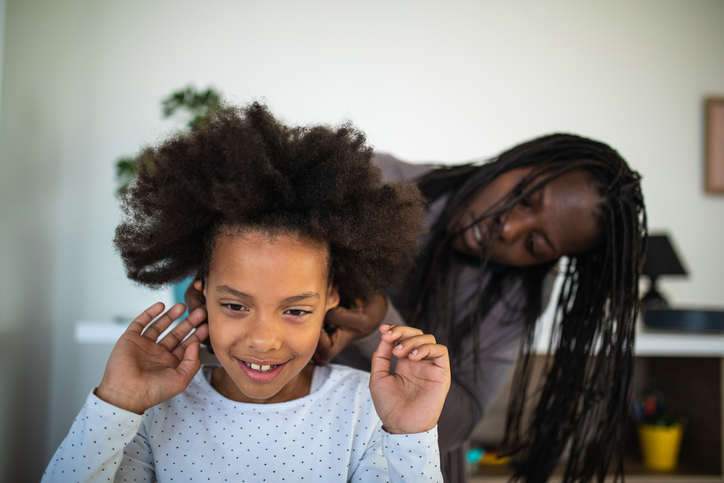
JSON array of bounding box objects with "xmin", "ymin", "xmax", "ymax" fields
[{"xmin": 461, "ymin": 212, "xmax": 492, "ymax": 255}]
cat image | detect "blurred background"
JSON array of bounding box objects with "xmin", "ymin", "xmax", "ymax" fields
[{"xmin": 1, "ymin": 1, "xmax": 723, "ymax": 480}]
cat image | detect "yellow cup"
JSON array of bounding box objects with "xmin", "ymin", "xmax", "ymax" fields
[{"xmin": 638, "ymin": 423, "xmax": 684, "ymax": 471}]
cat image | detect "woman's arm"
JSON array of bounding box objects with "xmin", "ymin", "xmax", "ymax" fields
[
  {"xmin": 436, "ymin": 318, "xmax": 525, "ymax": 450},
  {"xmin": 313, "ymin": 293, "xmax": 390, "ymax": 366}
]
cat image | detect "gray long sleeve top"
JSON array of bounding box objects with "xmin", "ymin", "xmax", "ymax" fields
[{"xmin": 335, "ymin": 153, "xmax": 555, "ymax": 482}]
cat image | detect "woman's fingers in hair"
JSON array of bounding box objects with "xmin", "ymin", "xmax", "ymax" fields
[
  {"xmin": 380, "ymin": 324, "xmax": 438, "ymax": 360},
  {"xmin": 184, "ymin": 278, "xmax": 207, "ymax": 314}
]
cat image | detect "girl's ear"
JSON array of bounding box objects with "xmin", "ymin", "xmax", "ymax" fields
[{"xmin": 326, "ymin": 284, "xmax": 340, "ymax": 310}]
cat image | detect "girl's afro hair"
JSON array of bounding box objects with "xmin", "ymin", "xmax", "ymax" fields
[{"xmin": 114, "ymin": 102, "xmax": 427, "ymax": 302}]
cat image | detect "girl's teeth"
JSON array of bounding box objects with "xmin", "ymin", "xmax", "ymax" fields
[{"xmin": 245, "ymin": 362, "xmax": 276, "ymax": 372}]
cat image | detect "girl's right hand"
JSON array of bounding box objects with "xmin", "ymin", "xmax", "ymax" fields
[{"xmin": 95, "ymin": 302, "xmax": 209, "ymax": 415}]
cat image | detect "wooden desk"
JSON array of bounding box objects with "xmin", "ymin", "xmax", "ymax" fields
[{"xmin": 468, "ymin": 326, "xmax": 724, "ymax": 482}]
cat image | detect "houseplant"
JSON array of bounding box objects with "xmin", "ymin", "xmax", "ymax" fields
[
  {"xmin": 115, "ymin": 86, "xmax": 227, "ymax": 306},
  {"xmin": 630, "ymin": 390, "xmax": 684, "ymax": 471},
  {"xmin": 115, "ymin": 85, "xmax": 226, "ymax": 194}
]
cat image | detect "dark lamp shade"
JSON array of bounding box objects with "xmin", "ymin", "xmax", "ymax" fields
[{"xmin": 641, "ymin": 234, "xmax": 688, "ymax": 279}]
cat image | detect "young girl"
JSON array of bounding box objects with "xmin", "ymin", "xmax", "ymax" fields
[{"xmin": 42, "ymin": 103, "xmax": 450, "ymax": 482}]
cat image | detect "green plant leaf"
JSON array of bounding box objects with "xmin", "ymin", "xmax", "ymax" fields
[{"xmin": 115, "ymin": 85, "xmax": 225, "ymax": 193}]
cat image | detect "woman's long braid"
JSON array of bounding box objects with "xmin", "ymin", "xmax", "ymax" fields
[{"xmin": 405, "ymin": 134, "xmax": 646, "ymax": 482}]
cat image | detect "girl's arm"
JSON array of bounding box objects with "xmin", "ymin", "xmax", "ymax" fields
[
  {"xmin": 42, "ymin": 302, "xmax": 208, "ymax": 480},
  {"xmin": 349, "ymin": 325, "xmax": 449, "ymax": 483},
  {"xmin": 95, "ymin": 302, "xmax": 208, "ymax": 414},
  {"xmin": 350, "ymin": 425, "xmax": 443, "ymax": 483},
  {"xmin": 41, "ymin": 391, "xmax": 154, "ymax": 482}
]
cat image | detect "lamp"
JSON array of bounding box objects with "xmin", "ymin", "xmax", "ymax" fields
[{"xmin": 641, "ymin": 234, "xmax": 688, "ymax": 310}]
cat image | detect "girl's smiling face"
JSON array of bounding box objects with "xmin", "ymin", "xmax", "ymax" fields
[{"xmin": 204, "ymin": 230, "xmax": 339, "ymax": 404}]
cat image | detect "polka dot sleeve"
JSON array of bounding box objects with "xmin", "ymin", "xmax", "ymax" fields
[
  {"xmin": 382, "ymin": 426, "xmax": 442, "ymax": 483},
  {"xmin": 41, "ymin": 389, "xmax": 146, "ymax": 483},
  {"xmin": 351, "ymin": 425, "xmax": 443, "ymax": 482}
]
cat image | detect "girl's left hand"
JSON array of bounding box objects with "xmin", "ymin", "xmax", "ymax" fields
[{"xmin": 369, "ymin": 325, "xmax": 451, "ymax": 435}]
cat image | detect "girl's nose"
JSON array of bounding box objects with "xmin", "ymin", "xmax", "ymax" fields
[{"xmin": 245, "ymin": 315, "xmax": 282, "ymax": 352}]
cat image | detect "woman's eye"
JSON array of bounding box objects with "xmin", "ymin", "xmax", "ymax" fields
[
  {"xmin": 527, "ymin": 235, "xmax": 537, "ymax": 256},
  {"xmin": 284, "ymin": 309, "xmax": 311, "ymax": 317},
  {"xmin": 520, "ymin": 191, "xmax": 537, "ymax": 208}
]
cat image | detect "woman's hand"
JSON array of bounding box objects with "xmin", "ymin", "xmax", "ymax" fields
[
  {"xmin": 185, "ymin": 278, "xmax": 207, "ymax": 316},
  {"xmin": 313, "ymin": 293, "xmax": 387, "ymax": 366},
  {"xmin": 95, "ymin": 302, "xmax": 209, "ymax": 415},
  {"xmin": 369, "ymin": 325, "xmax": 451, "ymax": 435}
]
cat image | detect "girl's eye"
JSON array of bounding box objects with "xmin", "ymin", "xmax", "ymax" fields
[
  {"xmin": 284, "ymin": 309, "xmax": 311, "ymax": 317},
  {"xmin": 223, "ymin": 303, "xmax": 248, "ymax": 312}
]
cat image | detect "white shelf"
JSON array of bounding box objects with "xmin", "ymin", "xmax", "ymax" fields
[
  {"xmin": 75, "ymin": 321, "xmax": 127, "ymax": 344},
  {"xmin": 75, "ymin": 320, "xmax": 724, "ymax": 357},
  {"xmin": 74, "ymin": 320, "xmax": 181, "ymax": 344},
  {"xmin": 635, "ymin": 329, "xmax": 724, "ymax": 357}
]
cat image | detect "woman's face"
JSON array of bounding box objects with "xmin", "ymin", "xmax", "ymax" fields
[
  {"xmin": 204, "ymin": 230, "xmax": 339, "ymax": 404},
  {"xmin": 449, "ymin": 166, "xmax": 603, "ymax": 267}
]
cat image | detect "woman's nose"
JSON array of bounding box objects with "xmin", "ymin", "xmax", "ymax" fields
[
  {"xmin": 497, "ymin": 210, "xmax": 530, "ymax": 244},
  {"xmin": 244, "ymin": 315, "xmax": 282, "ymax": 352}
]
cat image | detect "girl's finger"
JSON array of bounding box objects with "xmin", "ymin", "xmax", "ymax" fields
[
  {"xmin": 141, "ymin": 303, "xmax": 187, "ymax": 341},
  {"xmin": 370, "ymin": 335, "xmax": 396, "ymax": 382},
  {"xmin": 158, "ymin": 306, "xmax": 208, "ymax": 352},
  {"xmin": 390, "ymin": 334, "xmax": 437, "ymax": 358},
  {"xmin": 127, "ymin": 302, "xmax": 166, "ymax": 335},
  {"xmin": 171, "ymin": 322, "xmax": 210, "ymax": 360},
  {"xmin": 379, "ymin": 324, "xmax": 423, "ymax": 344},
  {"xmin": 405, "ymin": 343, "xmax": 450, "ymax": 369},
  {"xmin": 174, "ymin": 339, "xmax": 204, "ymax": 382}
]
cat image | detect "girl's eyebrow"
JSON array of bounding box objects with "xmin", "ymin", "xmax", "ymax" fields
[
  {"xmin": 216, "ymin": 285, "xmax": 249, "ymax": 298},
  {"xmin": 282, "ymin": 293, "xmax": 320, "ymax": 303},
  {"xmin": 215, "ymin": 285, "xmax": 319, "ymax": 303}
]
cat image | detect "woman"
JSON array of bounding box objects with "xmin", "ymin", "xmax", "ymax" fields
[{"xmin": 314, "ymin": 133, "xmax": 647, "ymax": 482}]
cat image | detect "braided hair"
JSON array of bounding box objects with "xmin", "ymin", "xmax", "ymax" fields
[{"xmin": 404, "ymin": 133, "xmax": 647, "ymax": 482}]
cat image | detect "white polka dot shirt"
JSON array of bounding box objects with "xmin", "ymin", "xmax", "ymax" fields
[{"xmin": 42, "ymin": 364, "xmax": 442, "ymax": 482}]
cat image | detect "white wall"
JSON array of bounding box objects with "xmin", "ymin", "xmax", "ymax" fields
[
  {"xmin": 1, "ymin": 1, "xmax": 723, "ymax": 480},
  {"xmin": 0, "ymin": 0, "xmax": 4, "ymax": 116}
]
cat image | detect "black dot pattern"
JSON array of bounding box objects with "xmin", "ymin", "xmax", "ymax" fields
[{"xmin": 41, "ymin": 364, "xmax": 442, "ymax": 482}]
